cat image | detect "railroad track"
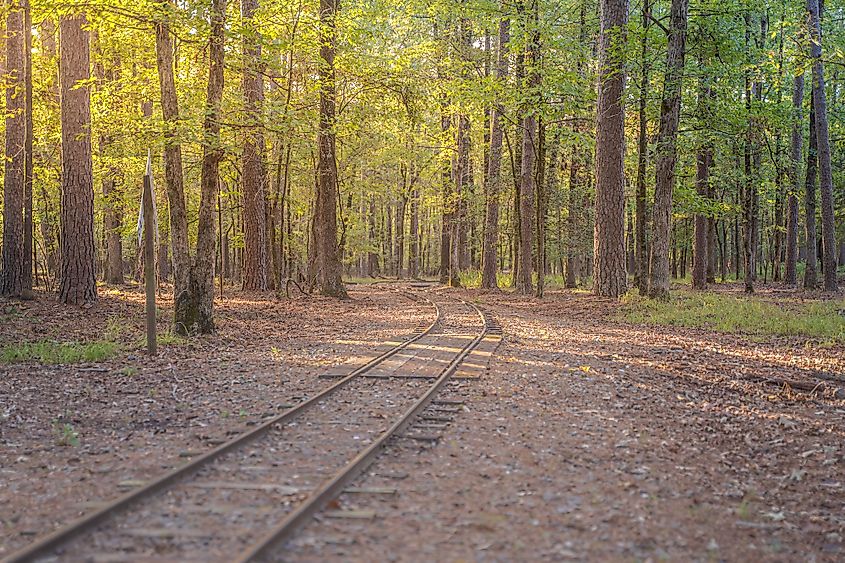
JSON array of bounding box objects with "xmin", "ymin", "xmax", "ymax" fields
[{"xmin": 5, "ymin": 288, "xmax": 495, "ymax": 562}]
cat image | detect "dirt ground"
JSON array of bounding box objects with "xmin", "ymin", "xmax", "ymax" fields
[
  {"xmin": 2, "ymin": 283, "xmax": 844, "ymax": 561},
  {"xmin": 0, "ymin": 284, "xmax": 432, "ymax": 556}
]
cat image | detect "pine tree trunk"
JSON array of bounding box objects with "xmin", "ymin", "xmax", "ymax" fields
[
  {"xmin": 481, "ymin": 14, "xmax": 509, "ymax": 290},
  {"xmin": 807, "ymin": 0, "xmax": 838, "ymax": 291},
  {"xmin": 692, "ymin": 75, "xmax": 711, "ymax": 290},
  {"xmin": 647, "ymin": 0, "xmax": 688, "ymax": 300},
  {"xmin": 593, "ymin": 0, "xmax": 630, "ymax": 298},
  {"xmin": 58, "ymin": 15, "xmax": 97, "ymax": 305},
  {"xmin": 804, "ymin": 96, "xmax": 818, "ymax": 289},
  {"xmin": 94, "ymin": 45, "xmax": 124, "ymax": 285},
  {"xmin": 784, "ymin": 74, "xmax": 803, "ymax": 287},
  {"xmin": 22, "ymin": 0, "xmax": 33, "ymax": 297},
  {"xmin": 155, "ymin": 0, "xmax": 191, "ymax": 326},
  {"xmin": 1, "ymin": 0, "xmax": 26, "ymax": 297},
  {"xmin": 307, "ymin": 0, "xmax": 346, "ymax": 297},
  {"xmin": 241, "ymin": 0, "xmax": 268, "ymax": 290},
  {"xmin": 396, "ymin": 192, "xmax": 406, "ymax": 278},
  {"xmin": 634, "ymin": 0, "xmax": 650, "ymax": 293},
  {"xmin": 565, "ymin": 145, "xmax": 580, "ymax": 289},
  {"xmin": 409, "ymin": 185, "xmax": 420, "ymax": 278}
]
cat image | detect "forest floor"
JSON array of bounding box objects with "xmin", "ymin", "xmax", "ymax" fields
[{"xmin": 2, "ymin": 282, "xmax": 845, "ymax": 561}]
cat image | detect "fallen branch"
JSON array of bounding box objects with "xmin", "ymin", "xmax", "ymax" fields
[
  {"xmin": 284, "ymin": 278, "xmax": 308, "ymax": 299},
  {"xmin": 746, "ymin": 375, "xmax": 845, "ymax": 398}
]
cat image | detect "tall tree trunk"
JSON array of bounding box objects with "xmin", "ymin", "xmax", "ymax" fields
[
  {"xmin": 58, "ymin": 15, "xmax": 97, "ymax": 305},
  {"xmin": 409, "ymin": 185, "xmax": 420, "ymax": 278},
  {"xmin": 180, "ymin": 0, "xmax": 225, "ymax": 333},
  {"xmin": 481, "ymin": 14, "xmax": 509, "ymax": 290},
  {"xmin": 807, "ymin": 0, "xmax": 837, "ymax": 291},
  {"xmin": 692, "ymin": 75, "xmax": 712, "ymax": 290},
  {"xmin": 308, "ymin": 0, "xmax": 346, "ymax": 297},
  {"xmin": 804, "ymin": 96, "xmax": 818, "ymax": 289},
  {"xmin": 439, "ymin": 104, "xmax": 453, "ymax": 285},
  {"xmin": 1, "ymin": 0, "xmax": 26, "ymax": 297},
  {"xmin": 647, "ymin": 0, "xmax": 688, "ymax": 300},
  {"xmin": 94, "ymin": 41, "xmax": 123, "ymax": 285},
  {"xmin": 784, "ymin": 74, "xmax": 803, "ymax": 287},
  {"xmin": 367, "ymin": 195, "xmax": 379, "ymax": 276},
  {"xmin": 564, "ymin": 145, "xmax": 583, "ymax": 289},
  {"xmin": 536, "ymin": 119, "xmax": 552, "ymax": 298},
  {"xmin": 593, "ymin": 0, "xmax": 629, "ymax": 298},
  {"xmin": 22, "ymin": 0, "xmax": 33, "ymax": 297},
  {"xmin": 452, "ymin": 113, "xmax": 470, "ymax": 287},
  {"xmin": 517, "ymin": 8, "xmax": 538, "ymax": 294},
  {"xmin": 37, "ymin": 19, "xmax": 60, "ymax": 282},
  {"xmin": 241, "ymin": 0, "xmax": 268, "ymax": 290},
  {"xmin": 396, "ymin": 188, "xmax": 407, "ymax": 278},
  {"xmin": 155, "ymin": 0, "xmax": 191, "ymax": 328},
  {"xmin": 634, "ymin": 0, "xmax": 650, "ymax": 293}
]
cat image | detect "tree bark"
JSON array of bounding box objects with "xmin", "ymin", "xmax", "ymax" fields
[
  {"xmin": 178, "ymin": 0, "xmax": 225, "ymax": 333},
  {"xmin": 634, "ymin": 0, "xmax": 650, "ymax": 293},
  {"xmin": 784, "ymin": 74, "xmax": 803, "ymax": 287},
  {"xmin": 807, "ymin": 0, "xmax": 837, "ymax": 291},
  {"xmin": 22, "ymin": 0, "xmax": 33, "ymax": 297},
  {"xmin": 481, "ymin": 14, "xmax": 509, "ymax": 290},
  {"xmin": 94, "ymin": 40, "xmax": 123, "ymax": 285},
  {"xmin": 692, "ymin": 75, "xmax": 712, "ymax": 290},
  {"xmin": 241, "ymin": 0, "xmax": 268, "ymax": 290},
  {"xmin": 516, "ymin": 0, "xmax": 538, "ymax": 295},
  {"xmin": 155, "ymin": 0, "xmax": 191, "ymax": 327},
  {"xmin": 804, "ymin": 96, "xmax": 818, "ymax": 289},
  {"xmin": 593, "ymin": 0, "xmax": 629, "ymax": 298},
  {"xmin": 647, "ymin": 0, "xmax": 688, "ymax": 300},
  {"xmin": 58, "ymin": 15, "xmax": 97, "ymax": 305},
  {"xmin": 308, "ymin": 0, "xmax": 346, "ymax": 297},
  {"xmin": 409, "ymin": 184, "xmax": 420, "ymax": 278},
  {"xmin": 1, "ymin": 0, "xmax": 26, "ymax": 297}
]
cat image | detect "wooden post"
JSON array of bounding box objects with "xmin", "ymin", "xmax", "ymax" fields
[{"xmin": 143, "ymin": 161, "xmax": 157, "ymax": 356}]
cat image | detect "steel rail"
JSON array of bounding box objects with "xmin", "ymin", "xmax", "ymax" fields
[
  {"xmin": 2, "ymin": 292, "xmax": 440, "ymax": 563},
  {"xmin": 235, "ymin": 298, "xmax": 489, "ymax": 562}
]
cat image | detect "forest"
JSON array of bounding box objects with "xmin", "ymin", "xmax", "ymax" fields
[
  {"xmin": 0, "ymin": 0, "xmax": 842, "ymax": 323},
  {"xmin": 2, "ymin": 0, "xmax": 845, "ymax": 560}
]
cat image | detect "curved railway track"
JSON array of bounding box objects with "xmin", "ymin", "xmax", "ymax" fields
[{"xmin": 4, "ymin": 288, "xmax": 493, "ymax": 563}]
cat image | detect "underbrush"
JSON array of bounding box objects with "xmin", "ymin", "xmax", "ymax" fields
[
  {"xmin": 620, "ymin": 290, "xmax": 845, "ymax": 344},
  {"xmin": 0, "ymin": 340, "xmax": 119, "ymax": 364}
]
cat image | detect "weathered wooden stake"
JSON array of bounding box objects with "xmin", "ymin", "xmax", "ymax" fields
[{"xmin": 143, "ymin": 162, "xmax": 157, "ymax": 356}]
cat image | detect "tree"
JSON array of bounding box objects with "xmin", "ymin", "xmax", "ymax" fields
[
  {"xmin": 784, "ymin": 74, "xmax": 803, "ymax": 287},
  {"xmin": 94, "ymin": 35, "xmax": 123, "ymax": 285},
  {"xmin": 692, "ymin": 75, "xmax": 712, "ymax": 290},
  {"xmin": 593, "ymin": 0, "xmax": 628, "ymax": 298},
  {"xmin": 1, "ymin": 0, "xmax": 26, "ymax": 297},
  {"xmin": 481, "ymin": 13, "xmax": 509, "ymax": 290},
  {"xmin": 177, "ymin": 0, "xmax": 226, "ymax": 333},
  {"xmin": 241, "ymin": 0, "xmax": 268, "ymax": 290},
  {"xmin": 633, "ymin": 0, "xmax": 651, "ymax": 293},
  {"xmin": 804, "ymin": 97, "xmax": 818, "ymax": 289},
  {"xmin": 647, "ymin": 0, "xmax": 689, "ymax": 300},
  {"xmin": 806, "ymin": 0, "xmax": 837, "ymax": 292},
  {"xmin": 155, "ymin": 0, "xmax": 191, "ymax": 330},
  {"xmin": 516, "ymin": 0, "xmax": 538, "ymax": 295},
  {"xmin": 58, "ymin": 14, "xmax": 97, "ymax": 305},
  {"xmin": 308, "ymin": 0, "xmax": 346, "ymax": 297}
]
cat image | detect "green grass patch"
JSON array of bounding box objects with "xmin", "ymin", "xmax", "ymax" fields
[
  {"xmin": 620, "ymin": 290, "xmax": 845, "ymax": 343},
  {"xmin": 1, "ymin": 340, "xmax": 119, "ymax": 364},
  {"xmin": 458, "ymin": 269, "xmax": 513, "ymax": 289}
]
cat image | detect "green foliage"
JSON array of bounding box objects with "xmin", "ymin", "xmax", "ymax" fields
[
  {"xmin": 458, "ymin": 269, "xmax": 512, "ymax": 289},
  {"xmin": 52, "ymin": 421, "xmax": 80, "ymax": 447},
  {"xmin": 620, "ymin": 291, "xmax": 845, "ymax": 344},
  {"xmin": 0, "ymin": 341, "xmax": 119, "ymax": 364}
]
